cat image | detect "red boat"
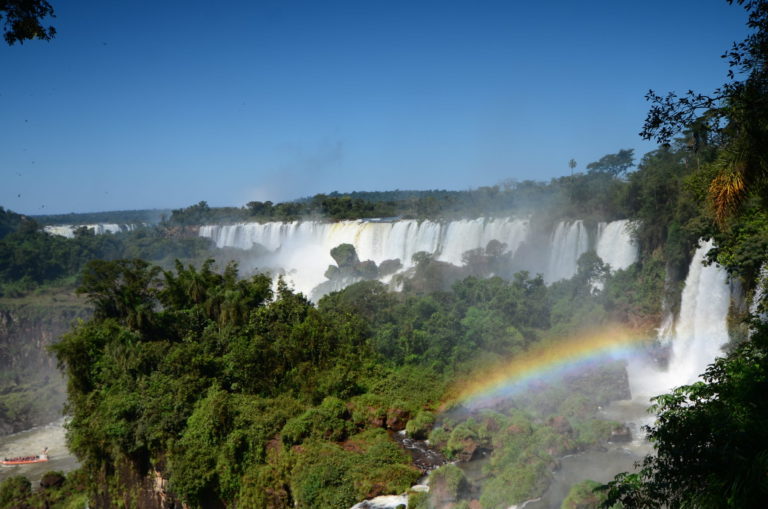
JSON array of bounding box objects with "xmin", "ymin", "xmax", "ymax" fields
[{"xmin": 1, "ymin": 448, "xmax": 48, "ymax": 466}]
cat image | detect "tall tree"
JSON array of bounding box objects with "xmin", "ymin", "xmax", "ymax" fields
[
  {"xmin": 1, "ymin": 0, "xmax": 55, "ymax": 45},
  {"xmin": 641, "ymin": 0, "xmax": 768, "ymax": 224},
  {"xmin": 586, "ymin": 149, "xmax": 634, "ymax": 176},
  {"xmin": 603, "ymin": 2, "xmax": 768, "ymax": 506}
]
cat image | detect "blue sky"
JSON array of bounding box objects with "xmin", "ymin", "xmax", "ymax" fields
[{"xmin": 1, "ymin": 1, "xmax": 749, "ymax": 214}]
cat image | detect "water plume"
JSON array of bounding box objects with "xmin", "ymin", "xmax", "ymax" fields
[
  {"xmin": 200, "ymin": 217, "xmax": 638, "ymax": 297},
  {"xmin": 627, "ymin": 239, "xmax": 731, "ymax": 400}
]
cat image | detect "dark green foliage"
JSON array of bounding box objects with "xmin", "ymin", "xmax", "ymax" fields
[
  {"xmin": 52, "ymin": 260, "xmax": 436, "ymax": 507},
  {"xmin": 709, "ymin": 202, "xmax": 768, "ymax": 284},
  {"xmin": 586, "ymin": 149, "xmax": 635, "ymax": 176},
  {"xmin": 624, "ymin": 143, "xmax": 715, "ymax": 268},
  {"xmin": 427, "ymin": 464, "xmax": 468, "ymax": 506},
  {"xmin": 289, "ymin": 436, "xmax": 417, "ymax": 508},
  {"xmin": 0, "ymin": 476, "xmax": 30, "ymax": 507},
  {"xmin": 0, "ymin": 206, "xmax": 32, "ymax": 240},
  {"xmin": 33, "ymin": 208, "xmax": 169, "ymax": 226},
  {"xmin": 168, "ymin": 201, "xmax": 217, "ymax": 226},
  {"xmin": 602, "ymin": 324, "xmax": 768, "ymax": 508},
  {"xmin": 405, "ymin": 411, "xmax": 436, "ymax": 439},
  {"xmin": 0, "ymin": 0, "xmax": 55, "ymax": 45},
  {"xmin": 0, "ymin": 215, "xmax": 212, "ymax": 297},
  {"xmin": 48, "ymin": 251, "xmax": 647, "ymax": 506},
  {"xmin": 562, "ymin": 480, "xmax": 610, "ymax": 509},
  {"xmin": 281, "ymin": 397, "xmax": 353, "ymax": 446},
  {"xmin": 149, "ymin": 171, "xmax": 634, "ymax": 226},
  {"xmin": 0, "ymin": 469, "xmax": 88, "ymax": 509},
  {"xmin": 601, "ymin": 252, "xmax": 667, "ymax": 329}
]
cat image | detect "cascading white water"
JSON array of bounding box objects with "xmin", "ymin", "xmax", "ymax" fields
[
  {"xmin": 544, "ymin": 220, "xmax": 590, "ymax": 284},
  {"xmin": 594, "ymin": 238, "xmax": 732, "ymax": 480},
  {"xmin": 43, "ymin": 224, "xmax": 133, "ymax": 238},
  {"xmin": 628, "ymin": 239, "xmax": 731, "ymax": 401},
  {"xmin": 200, "ymin": 217, "xmax": 639, "ymax": 297},
  {"xmin": 596, "ymin": 219, "xmax": 638, "ymax": 272},
  {"xmin": 750, "ymin": 264, "xmax": 767, "ymax": 322},
  {"xmin": 200, "ymin": 218, "xmax": 532, "ymax": 295}
]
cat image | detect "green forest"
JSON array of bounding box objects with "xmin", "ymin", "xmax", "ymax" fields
[{"xmin": 1, "ymin": 0, "xmax": 768, "ymax": 508}]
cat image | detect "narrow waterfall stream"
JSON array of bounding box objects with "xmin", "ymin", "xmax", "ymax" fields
[{"xmin": 528, "ymin": 239, "xmax": 732, "ymax": 508}]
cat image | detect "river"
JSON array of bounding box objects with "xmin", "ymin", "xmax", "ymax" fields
[{"xmin": 0, "ymin": 418, "xmax": 79, "ymax": 485}]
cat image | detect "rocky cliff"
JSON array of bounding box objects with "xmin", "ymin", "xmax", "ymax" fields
[{"xmin": 0, "ymin": 291, "xmax": 90, "ymax": 435}]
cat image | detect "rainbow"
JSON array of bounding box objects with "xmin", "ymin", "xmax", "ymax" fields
[{"xmin": 448, "ymin": 326, "xmax": 653, "ymax": 410}]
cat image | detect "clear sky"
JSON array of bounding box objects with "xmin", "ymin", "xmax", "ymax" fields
[{"xmin": 0, "ymin": 1, "xmax": 749, "ymax": 215}]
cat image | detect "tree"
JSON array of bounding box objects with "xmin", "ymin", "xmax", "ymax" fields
[
  {"xmin": 569, "ymin": 158, "xmax": 577, "ymax": 175},
  {"xmin": 586, "ymin": 149, "xmax": 634, "ymax": 176},
  {"xmin": 602, "ymin": 323, "xmax": 768, "ymax": 508},
  {"xmin": 1, "ymin": 0, "xmax": 56, "ymax": 45},
  {"xmin": 641, "ymin": 0, "xmax": 768, "ymax": 224}
]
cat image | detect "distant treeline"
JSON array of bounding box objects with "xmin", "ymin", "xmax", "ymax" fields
[
  {"xmin": 32, "ymin": 209, "xmax": 171, "ymax": 226},
  {"xmin": 0, "ymin": 210, "xmax": 212, "ymax": 297},
  {"xmin": 23, "ymin": 149, "xmax": 638, "ymax": 227},
  {"xmin": 167, "ymin": 150, "xmax": 638, "ymax": 225}
]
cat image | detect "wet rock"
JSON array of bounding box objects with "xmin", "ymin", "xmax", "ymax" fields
[
  {"xmin": 379, "ymin": 259, "xmax": 403, "ymax": 276},
  {"xmin": 390, "ymin": 431, "xmax": 447, "ymax": 473},
  {"xmin": 386, "ymin": 407, "xmax": 410, "ymax": 431},
  {"xmin": 39, "ymin": 472, "xmax": 65, "ymax": 489},
  {"xmin": 547, "ymin": 415, "xmax": 573, "ymax": 435},
  {"xmin": 455, "ymin": 437, "xmax": 479, "ymax": 462},
  {"xmin": 610, "ymin": 424, "xmax": 632, "ymax": 442}
]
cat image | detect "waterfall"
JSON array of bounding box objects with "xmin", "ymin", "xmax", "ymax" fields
[
  {"xmin": 750, "ymin": 264, "xmax": 767, "ymax": 321},
  {"xmin": 544, "ymin": 220, "xmax": 589, "ymax": 284},
  {"xmin": 596, "ymin": 219, "xmax": 638, "ymax": 272},
  {"xmin": 629, "ymin": 239, "xmax": 731, "ymax": 399},
  {"xmin": 597, "ymin": 239, "xmax": 732, "ymax": 456},
  {"xmin": 43, "ymin": 224, "xmax": 133, "ymax": 238},
  {"xmin": 199, "ymin": 218, "xmax": 639, "ymax": 296},
  {"xmin": 666, "ymin": 239, "xmax": 731, "ymax": 385},
  {"xmin": 200, "ymin": 218, "xmax": 531, "ymax": 296}
]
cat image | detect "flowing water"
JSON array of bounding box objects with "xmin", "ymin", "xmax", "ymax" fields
[
  {"xmin": 544, "ymin": 221, "xmax": 589, "ymax": 284},
  {"xmin": 43, "ymin": 224, "xmax": 135, "ymax": 238},
  {"xmin": 528, "ymin": 239, "xmax": 733, "ymax": 508},
  {"xmin": 200, "ymin": 218, "xmax": 637, "ymax": 297},
  {"xmin": 595, "ymin": 219, "xmax": 637, "ymax": 273},
  {"xmin": 628, "ymin": 239, "xmax": 731, "ymax": 401},
  {"xmin": 750, "ymin": 263, "xmax": 767, "ymax": 326},
  {"xmin": 0, "ymin": 418, "xmax": 79, "ymax": 485},
  {"xmin": 9, "ymin": 218, "xmax": 651, "ymax": 505}
]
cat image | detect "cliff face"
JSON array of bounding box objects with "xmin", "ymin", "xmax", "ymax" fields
[
  {"xmin": 0, "ymin": 293, "xmax": 91, "ymax": 435},
  {"xmin": 90, "ymin": 460, "xmax": 187, "ymax": 509}
]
